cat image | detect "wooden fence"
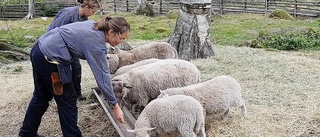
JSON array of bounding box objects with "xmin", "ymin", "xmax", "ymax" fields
[
  {"xmin": 211, "ymin": 0, "xmax": 320, "ymax": 17},
  {"xmin": 1, "ymin": 0, "xmax": 319, "ymax": 20},
  {"xmin": 102, "ymin": 0, "xmax": 319, "ymax": 17},
  {"xmin": 0, "ymin": 1, "xmax": 77, "ymax": 20}
]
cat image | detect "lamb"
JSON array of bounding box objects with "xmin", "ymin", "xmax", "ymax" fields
[
  {"xmin": 158, "ymin": 75, "xmax": 247, "ymax": 122},
  {"xmin": 127, "ymin": 95, "xmax": 206, "ymax": 137},
  {"xmin": 107, "ymin": 42, "xmax": 178, "ymax": 74},
  {"xmin": 114, "ymin": 58, "xmax": 160, "ymax": 76},
  {"xmin": 112, "ymin": 59, "xmax": 201, "ymax": 110}
]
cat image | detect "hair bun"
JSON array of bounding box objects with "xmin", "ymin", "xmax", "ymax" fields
[
  {"xmin": 106, "ymin": 16, "xmax": 112, "ymax": 21},
  {"xmin": 77, "ymin": 0, "xmax": 84, "ymax": 4}
]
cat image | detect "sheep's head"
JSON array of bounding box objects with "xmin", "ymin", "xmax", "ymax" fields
[
  {"xmin": 112, "ymin": 79, "xmax": 132, "ymax": 105},
  {"xmin": 107, "ymin": 54, "xmax": 120, "ymax": 74},
  {"xmin": 127, "ymin": 127, "xmax": 155, "ymax": 137}
]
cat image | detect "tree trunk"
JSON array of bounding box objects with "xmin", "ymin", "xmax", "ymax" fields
[
  {"xmin": 168, "ymin": 0, "xmax": 214, "ymax": 60},
  {"xmin": 136, "ymin": 0, "xmax": 154, "ymax": 16},
  {"xmin": 24, "ymin": 0, "xmax": 35, "ymax": 19}
]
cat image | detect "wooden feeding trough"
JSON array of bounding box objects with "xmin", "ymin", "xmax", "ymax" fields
[{"xmin": 92, "ymin": 87, "xmax": 136, "ymax": 137}]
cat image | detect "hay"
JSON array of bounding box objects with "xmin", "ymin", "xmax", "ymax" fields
[{"xmin": 1, "ymin": 42, "xmax": 320, "ymax": 136}]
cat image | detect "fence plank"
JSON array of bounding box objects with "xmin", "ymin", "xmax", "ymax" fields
[{"xmin": 1, "ymin": 0, "xmax": 319, "ymax": 20}]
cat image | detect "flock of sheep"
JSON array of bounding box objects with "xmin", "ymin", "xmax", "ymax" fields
[{"xmin": 106, "ymin": 42, "xmax": 247, "ymax": 137}]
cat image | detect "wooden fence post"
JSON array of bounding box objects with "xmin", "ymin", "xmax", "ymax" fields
[
  {"xmin": 264, "ymin": 0, "xmax": 267, "ymax": 14},
  {"xmin": 243, "ymin": 0, "xmax": 247, "ymax": 13},
  {"xmin": 159, "ymin": 0, "xmax": 162, "ymax": 14},
  {"xmin": 220, "ymin": 0, "xmax": 224, "ymax": 15},
  {"xmin": 113, "ymin": 0, "xmax": 116, "ymax": 13},
  {"xmin": 126, "ymin": 0, "xmax": 129, "ymax": 12},
  {"xmin": 294, "ymin": 0, "xmax": 297, "ymax": 17}
]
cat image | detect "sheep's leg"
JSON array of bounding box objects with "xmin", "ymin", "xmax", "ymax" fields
[
  {"xmin": 178, "ymin": 124, "xmax": 196, "ymax": 137},
  {"xmin": 180, "ymin": 132, "xmax": 196, "ymax": 137},
  {"xmin": 240, "ymin": 99, "xmax": 248, "ymax": 118},
  {"xmin": 200, "ymin": 124, "xmax": 206, "ymax": 137}
]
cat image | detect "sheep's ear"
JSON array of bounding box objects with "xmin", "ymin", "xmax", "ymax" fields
[
  {"xmin": 146, "ymin": 127, "xmax": 156, "ymax": 131},
  {"xmin": 123, "ymin": 83, "xmax": 133, "ymax": 88},
  {"xmin": 127, "ymin": 129, "xmax": 135, "ymax": 133}
]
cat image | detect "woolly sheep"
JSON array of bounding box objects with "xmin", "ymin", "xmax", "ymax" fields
[
  {"xmin": 114, "ymin": 58, "xmax": 160, "ymax": 76},
  {"xmin": 112, "ymin": 59, "xmax": 201, "ymax": 109},
  {"xmin": 107, "ymin": 42, "xmax": 178, "ymax": 74},
  {"xmin": 158, "ymin": 75, "xmax": 247, "ymax": 122},
  {"xmin": 127, "ymin": 95, "xmax": 206, "ymax": 137},
  {"xmin": 106, "ymin": 41, "xmax": 133, "ymax": 54}
]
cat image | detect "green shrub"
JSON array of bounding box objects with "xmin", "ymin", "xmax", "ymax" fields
[
  {"xmin": 259, "ymin": 29, "xmax": 320, "ymax": 50},
  {"xmin": 269, "ymin": 9, "xmax": 294, "ymax": 20}
]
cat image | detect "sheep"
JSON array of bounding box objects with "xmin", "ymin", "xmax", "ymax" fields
[
  {"xmin": 127, "ymin": 95, "xmax": 206, "ymax": 137},
  {"xmin": 114, "ymin": 58, "xmax": 160, "ymax": 76},
  {"xmin": 157, "ymin": 75, "xmax": 247, "ymax": 122},
  {"xmin": 106, "ymin": 41, "xmax": 133, "ymax": 54},
  {"xmin": 107, "ymin": 42, "xmax": 178, "ymax": 74},
  {"xmin": 112, "ymin": 59, "xmax": 201, "ymax": 111}
]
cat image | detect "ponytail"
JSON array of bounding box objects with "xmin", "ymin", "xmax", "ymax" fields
[{"xmin": 93, "ymin": 16, "xmax": 130, "ymax": 34}]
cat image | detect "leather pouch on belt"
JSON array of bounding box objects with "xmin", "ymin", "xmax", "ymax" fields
[{"xmin": 51, "ymin": 72, "xmax": 63, "ymax": 95}]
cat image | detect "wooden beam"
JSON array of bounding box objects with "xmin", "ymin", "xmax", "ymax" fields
[{"xmin": 92, "ymin": 87, "xmax": 136, "ymax": 137}]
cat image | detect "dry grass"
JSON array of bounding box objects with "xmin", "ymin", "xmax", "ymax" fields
[{"xmin": 1, "ymin": 40, "xmax": 320, "ymax": 137}]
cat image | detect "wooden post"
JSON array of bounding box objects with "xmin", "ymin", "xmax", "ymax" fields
[
  {"xmin": 265, "ymin": 0, "xmax": 268, "ymax": 14},
  {"xmin": 168, "ymin": 0, "xmax": 215, "ymax": 60},
  {"xmin": 244, "ymin": 0, "xmax": 247, "ymax": 13},
  {"xmin": 159, "ymin": 0, "xmax": 162, "ymax": 14},
  {"xmin": 220, "ymin": 0, "xmax": 224, "ymax": 15},
  {"xmin": 126, "ymin": 0, "xmax": 129, "ymax": 12},
  {"xmin": 294, "ymin": 0, "xmax": 297, "ymax": 17},
  {"xmin": 113, "ymin": 0, "xmax": 116, "ymax": 13}
]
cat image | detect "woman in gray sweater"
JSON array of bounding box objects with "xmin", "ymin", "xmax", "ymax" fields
[
  {"xmin": 18, "ymin": 16, "xmax": 130, "ymax": 137},
  {"xmin": 47, "ymin": 0, "xmax": 101, "ymax": 101}
]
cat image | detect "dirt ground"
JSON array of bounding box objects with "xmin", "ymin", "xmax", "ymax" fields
[{"xmin": 1, "ymin": 42, "xmax": 320, "ymax": 137}]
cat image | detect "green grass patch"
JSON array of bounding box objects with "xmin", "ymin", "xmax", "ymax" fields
[
  {"xmin": 0, "ymin": 13, "xmax": 319, "ymax": 51},
  {"xmin": 210, "ymin": 13, "xmax": 319, "ymax": 46}
]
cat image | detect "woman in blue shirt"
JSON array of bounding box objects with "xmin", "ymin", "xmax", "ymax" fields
[
  {"xmin": 18, "ymin": 16, "xmax": 130, "ymax": 137},
  {"xmin": 47, "ymin": 0, "xmax": 101, "ymax": 101}
]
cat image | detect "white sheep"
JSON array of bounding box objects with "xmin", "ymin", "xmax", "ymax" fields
[
  {"xmin": 107, "ymin": 42, "xmax": 178, "ymax": 74},
  {"xmin": 158, "ymin": 75, "xmax": 247, "ymax": 122},
  {"xmin": 127, "ymin": 95, "xmax": 206, "ymax": 137},
  {"xmin": 106, "ymin": 41, "xmax": 133, "ymax": 54},
  {"xmin": 112, "ymin": 59, "xmax": 201, "ymax": 110},
  {"xmin": 114, "ymin": 58, "xmax": 160, "ymax": 76}
]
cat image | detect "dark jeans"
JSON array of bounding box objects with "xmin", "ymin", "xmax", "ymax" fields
[
  {"xmin": 18, "ymin": 42, "xmax": 82, "ymax": 137},
  {"xmin": 71, "ymin": 58, "xmax": 82, "ymax": 97}
]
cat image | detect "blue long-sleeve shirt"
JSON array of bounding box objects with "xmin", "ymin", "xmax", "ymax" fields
[
  {"xmin": 39, "ymin": 20, "xmax": 117, "ymax": 105},
  {"xmin": 46, "ymin": 6, "xmax": 88, "ymax": 93},
  {"xmin": 47, "ymin": 6, "xmax": 88, "ymax": 31}
]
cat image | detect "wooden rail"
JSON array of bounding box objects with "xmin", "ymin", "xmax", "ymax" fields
[
  {"xmin": 92, "ymin": 87, "xmax": 136, "ymax": 137},
  {"xmin": 1, "ymin": 0, "xmax": 319, "ymax": 20}
]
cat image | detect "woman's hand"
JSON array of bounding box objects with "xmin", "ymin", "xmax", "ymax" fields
[{"xmin": 113, "ymin": 104, "xmax": 125, "ymax": 123}]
